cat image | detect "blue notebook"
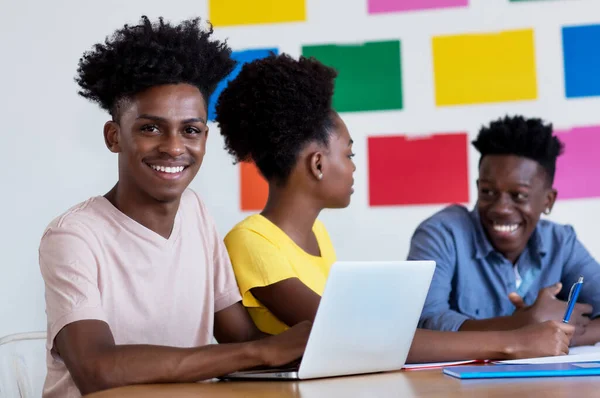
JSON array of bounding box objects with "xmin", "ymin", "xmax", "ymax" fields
[{"xmin": 443, "ymin": 362, "xmax": 600, "ymax": 379}]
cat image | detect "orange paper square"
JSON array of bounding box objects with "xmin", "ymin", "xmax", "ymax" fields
[{"xmin": 240, "ymin": 162, "xmax": 268, "ymax": 211}]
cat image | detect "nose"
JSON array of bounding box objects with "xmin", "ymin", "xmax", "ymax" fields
[
  {"xmin": 489, "ymin": 193, "xmax": 513, "ymax": 215},
  {"xmin": 158, "ymin": 132, "xmax": 184, "ymax": 157}
]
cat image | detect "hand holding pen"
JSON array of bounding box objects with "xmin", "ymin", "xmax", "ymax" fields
[{"xmin": 509, "ymin": 280, "xmax": 592, "ymax": 336}]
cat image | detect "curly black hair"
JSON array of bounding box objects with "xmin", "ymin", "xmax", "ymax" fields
[
  {"xmin": 215, "ymin": 53, "xmax": 338, "ymax": 183},
  {"xmin": 473, "ymin": 115, "xmax": 564, "ymax": 184},
  {"xmin": 75, "ymin": 16, "xmax": 235, "ymax": 119}
]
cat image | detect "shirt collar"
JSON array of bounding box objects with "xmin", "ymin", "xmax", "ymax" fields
[
  {"xmin": 529, "ymin": 225, "xmax": 547, "ymax": 259},
  {"xmin": 470, "ymin": 208, "xmax": 495, "ymax": 260},
  {"xmin": 470, "ymin": 207, "xmax": 547, "ymax": 262}
]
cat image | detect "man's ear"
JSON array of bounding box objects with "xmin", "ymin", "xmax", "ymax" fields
[
  {"xmin": 544, "ymin": 187, "xmax": 558, "ymax": 215},
  {"xmin": 104, "ymin": 121, "xmax": 122, "ymax": 153},
  {"xmin": 202, "ymin": 126, "xmax": 209, "ymax": 151}
]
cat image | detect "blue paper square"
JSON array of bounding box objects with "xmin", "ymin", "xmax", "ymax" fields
[
  {"xmin": 563, "ymin": 24, "xmax": 600, "ymax": 98},
  {"xmin": 208, "ymin": 48, "xmax": 278, "ymax": 120}
]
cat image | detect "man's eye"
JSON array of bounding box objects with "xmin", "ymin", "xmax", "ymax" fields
[
  {"xmin": 185, "ymin": 127, "xmax": 201, "ymax": 135},
  {"xmin": 515, "ymin": 192, "xmax": 529, "ymax": 201},
  {"xmin": 141, "ymin": 125, "xmax": 159, "ymax": 133}
]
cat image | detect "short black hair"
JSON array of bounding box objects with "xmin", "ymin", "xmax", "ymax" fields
[
  {"xmin": 215, "ymin": 53, "xmax": 338, "ymax": 183},
  {"xmin": 76, "ymin": 16, "xmax": 235, "ymax": 119},
  {"xmin": 472, "ymin": 115, "xmax": 564, "ymax": 184}
]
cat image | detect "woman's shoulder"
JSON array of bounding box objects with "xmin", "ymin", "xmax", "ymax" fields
[{"xmin": 225, "ymin": 214, "xmax": 285, "ymax": 247}]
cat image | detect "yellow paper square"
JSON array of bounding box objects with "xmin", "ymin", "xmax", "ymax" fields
[
  {"xmin": 433, "ymin": 29, "xmax": 537, "ymax": 106},
  {"xmin": 209, "ymin": 0, "xmax": 306, "ymax": 27}
]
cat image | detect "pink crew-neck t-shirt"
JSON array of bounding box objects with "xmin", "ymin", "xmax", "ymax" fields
[{"xmin": 38, "ymin": 189, "xmax": 241, "ymax": 398}]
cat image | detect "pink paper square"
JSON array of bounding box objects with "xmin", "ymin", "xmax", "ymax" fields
[
  {"xmin": 554, "ymin": 126, "xmax": 600, "ymax": 200},
  {"xmin": 368, "ymin": 0, "xmax": 469, "ymax": 14}
]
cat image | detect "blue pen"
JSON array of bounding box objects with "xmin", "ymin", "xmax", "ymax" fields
[{"xmin": 563, "ymin": 276, "xmax": 584, "ymax": 323}]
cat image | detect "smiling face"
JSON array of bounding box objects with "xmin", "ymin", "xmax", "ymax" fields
[
  {"xmin": 476, "ymin": 155, "xmax": 557, "ymax": 263},
  {"xmin": 105, "ymin": 84, "xmax": 208, "ymax": 203}
]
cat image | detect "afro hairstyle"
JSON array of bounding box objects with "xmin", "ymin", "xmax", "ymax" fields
[
  {"xmin": 472, "ymin": 115, "xmax": 564, "ymax": 184},
  {"xmin": 75, "ymin": 15, "xmax": 235, "ymax": 119},
  {"xmin": 215, "ymin": 53, "xmax": 338, "ymax": 184}
]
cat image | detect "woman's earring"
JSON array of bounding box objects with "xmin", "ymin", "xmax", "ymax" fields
[
  {"xmin": 543, "ymin": 208, "xmax": 551, "ymax": 215},
  {"xmin": 318, "ymin": 172, "xmax": 323, "ymax": 180}
]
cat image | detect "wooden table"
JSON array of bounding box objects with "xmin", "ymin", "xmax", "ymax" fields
[{"xmin": 86, "ymin": 368, "xmax": 600, "ymax": 397}]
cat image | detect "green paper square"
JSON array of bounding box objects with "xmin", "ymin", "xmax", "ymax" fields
[{"xmin": 302, "ymin": 40, "xmax": 403, "ymax": 112}]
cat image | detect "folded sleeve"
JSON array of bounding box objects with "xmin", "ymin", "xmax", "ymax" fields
[
  {"xmin": 224, "ymin": 228, "xmax": 296, "ymax": 308},
  {"xmin": 209, "ymin": 223, "xmax": 243, "ymax": 313},
  {"xmin": 38, "ymin": 223, "xmax": 107, "ymax": 355},
  {"xmin": 407, "ymin": 222, "xmax": 469, "ymax": 332},
  {"xmin": 560, "ymin": 226, "xmax": 600, "ymax": 319}
]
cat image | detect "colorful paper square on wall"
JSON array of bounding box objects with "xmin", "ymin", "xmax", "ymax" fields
[
  {"xmin": 368, "ymin": 133, "xmax": 469, "ymax": 206},
  {"xmin": 302, "ymin": 40, "xmax": 403, "ymax": 112},
  {"xmin": 554, "ymin": 126, "xmax": 600, "ymax": 200},
  {"xmin": 208, "ymin": 48, "xmax": 278, "ymax": 121},
  {"xmin": 368, "ymin": 0, "xmax": 468, "ymax": 14},
  {"xmin": 433, "ymin": 29, "xmax": 537, "ymax": 106},
  {"xmin": 240, "ymin": 162, "xmax": 269, "ymax": 211},
  {"xmin": 209, "ymin": 0, "xmax": 306, "ymax": 27},
  {"xmin": 562, "ymin": 24, "xmax": 600, "ymax": 98}
]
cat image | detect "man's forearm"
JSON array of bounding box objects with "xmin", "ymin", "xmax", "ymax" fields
[
  {"xmin": 406, "ymin": 329, "xmax": 514, "ymax": 363},
  {"xmin": 71, "ymin": 342, "xmax": 264, "ymax": 395},
  {"xmin": 459, "ymin": 315, "xmax": 526, "ymax": 332}
]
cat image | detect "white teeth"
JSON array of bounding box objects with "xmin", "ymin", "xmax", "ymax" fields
[
  {"xmin": 149, "ymin": 165, "xmax": 184, "ymax": 173},
  {"xmin": 493, "ymin": 223, "xmax": 520, "ymax": 233}
]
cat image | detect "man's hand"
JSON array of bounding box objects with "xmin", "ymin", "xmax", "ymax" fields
[
  {"xmin": 509, "ymin": 283, "xmax": 592, "ymax": 336},
  {"xmin": 250, "ymin": 321, "xmax": 312, "ymax": 367},
  {"xmin": 503, "ymin": 320, "xmax": 575, "ymax": 359}
]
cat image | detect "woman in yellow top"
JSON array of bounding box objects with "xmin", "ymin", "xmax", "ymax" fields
[{"xmin": 215, "ymin": 53, "xmax": 573, "ymax": 361}]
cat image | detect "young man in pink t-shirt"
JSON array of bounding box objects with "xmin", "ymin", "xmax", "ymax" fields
[{"xmin": 38, "ymin": 16, "xmax": 310, "ymax": 398}]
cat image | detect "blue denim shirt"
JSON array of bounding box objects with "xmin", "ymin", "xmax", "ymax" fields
[{"xmin": 408, "ymin": 205, "xmax": 600, "ymax": 332}]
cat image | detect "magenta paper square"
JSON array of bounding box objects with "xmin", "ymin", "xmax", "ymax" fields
[{"xmin": 368, "ymin": 0, "xmax": 468, "ymax": 14}]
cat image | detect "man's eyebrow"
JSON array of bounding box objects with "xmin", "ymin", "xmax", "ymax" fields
[
  {"xmin": 182, "ymin": 117, "xmax": 206, "ymax": 124},
  {"xmin": 136, "ymin": 114, "xmax": 207, "ymax": 124},
  {"xmin": 136, "ymin": 114, "xmax": 166, "ymax": 122}
]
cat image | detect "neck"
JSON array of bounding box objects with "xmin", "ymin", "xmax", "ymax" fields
[
  {"xmin": 261, "ymin": 184, "xmax": 321, "ymax": 245},
  {"xmin": 104, "ymin": 183, "xmax": 180, "ymax": 239}
]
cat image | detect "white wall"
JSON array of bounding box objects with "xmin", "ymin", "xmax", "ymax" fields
[{"xmin": 2, "ymin": 0, "xmax": 600, "ymax": 337}]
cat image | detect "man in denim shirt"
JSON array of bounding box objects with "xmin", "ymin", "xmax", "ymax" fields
[{"xmin": 409, "ymin": 116, "xmax": 600, "ymax": 346}]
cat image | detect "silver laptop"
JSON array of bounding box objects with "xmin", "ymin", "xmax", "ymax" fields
[{"xmin": 222, "ymin": 260, "xmax": 435, "ymax": 380}]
